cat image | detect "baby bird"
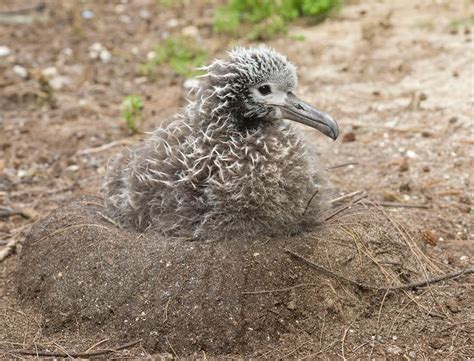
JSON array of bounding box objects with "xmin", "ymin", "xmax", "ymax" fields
[{"xmin": 104, "ymin": 47, "xmax": 339, "ymax": 240}]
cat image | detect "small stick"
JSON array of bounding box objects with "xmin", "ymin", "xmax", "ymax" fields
[
  {"xmin": 341, "ymin": 322, "xmax": 354, "ymax": 361},
  {"xmin": 325, "ymin": 194, "xmax": 367, "ymax": 221},
  {"xmin": 329, "ymin": 190, "xmax": 363, "ymax": 204},
  {"xmin": 285, "ymin": 250, "xmax": 474, "ymax": 291},
  {"xmin": 327, "ymin": 162, "xmax": 359, "ymax": 170},
  {"xmin": 372, "ymin": 202, "xmax": 429, "ymax": 209},
  {"xmin": 84, "ymin": 338, "xmax": 110, "ymax": 352},
  {"xmin": 302, "ymin": 189, "xmax": 319, "ymax": 216},
  {"xmin": 8, "ymin": 339, "xmax": 141, "ymax": 358},
  {"xmin": 76, "ymin": 138, "xmax": 136, "ymax": 156}
]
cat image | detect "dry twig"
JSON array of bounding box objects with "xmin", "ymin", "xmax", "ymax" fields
[
  {"xmin": 325, "ymin": 194, "xmax": 368, "ymax": 221},
  {"xmin": 285, "ymin": 250, "xmax": 473, "ymax": 291},
  {"xmin": 302, "ymin": 189, "xmax": 319, "ymax": 216},
  {"xmin": 327, "ymin": 162, "xmax": 359, "ymax": 170},
  {"xmin": 7, "ymin": 339, "xmax": 141, "ymax": 358},
  {"xmin": 372, "ymin": 201, "xmax": 429, "ymax": 209}
]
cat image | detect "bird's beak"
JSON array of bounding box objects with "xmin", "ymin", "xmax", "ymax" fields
[{"xmin": 277, "ymin": 92, "xmax": 339, "ymax": 140}]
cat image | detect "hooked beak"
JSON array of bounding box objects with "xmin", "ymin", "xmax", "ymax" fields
[{"xmin": 276, "ymin": 92, "xmax": 339, "ymax": 140}]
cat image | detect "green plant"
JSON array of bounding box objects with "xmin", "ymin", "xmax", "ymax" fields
[
  {"xmin": 121, "ymin": 95, "xmax": 144, "ymax": 133},
  {"xmin": 449, "ymin": 15, "xmax": 474, "ymax": 28},
  {"xmin": 140, "ymin": 36, "xmax": 207, "ymax": 78},
  {"xmin": 214, "ymin": 0, "xmax": 341, "ymax": 40}
]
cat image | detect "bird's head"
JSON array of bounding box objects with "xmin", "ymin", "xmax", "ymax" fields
[{"xmin": 196, "ymin": 46, "xmax": 339, "ymax": 140}]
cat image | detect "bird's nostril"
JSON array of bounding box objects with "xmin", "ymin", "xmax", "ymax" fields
[{"xmin": 295, "ymin": 103, "xmax": 304, "ymax": 110}]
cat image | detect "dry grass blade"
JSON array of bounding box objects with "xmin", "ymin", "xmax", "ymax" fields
[
  {"xmin": 325, "ymin": 194, "xmax": 368, "ymax": 221},
  {"xmin": 329, "ymin": 190, "xmax": 363, "ymax": 204},
  {"xmin": 7, "ymin": 339, "xmax": 142, "ymax": 358},
  {"xmin": 0, "ymin": 238, "xmax": 19, "ymax": 262},
  {"xmin": 76, "ymin": 138, "xmax": 136, "ymax": 156}
]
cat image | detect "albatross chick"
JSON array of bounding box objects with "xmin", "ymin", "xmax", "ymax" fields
[{"xmin": 104, "ymin": 47, "xmax": 339, "ymax": 240}]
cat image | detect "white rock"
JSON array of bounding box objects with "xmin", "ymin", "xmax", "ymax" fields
[
  {"xmin": 66, "ymin": 165, "xmax": 79, "ymax": 172},
  {"xmin": 41, "ymin": 66, "xmax": 58, "ymax": 78},
  {"xmin": 62, "ymin": 48, "xmax": 73, "ymax": 57},
  {"xmin": 88, "ymin": 42, "xmax": 111, "ymax": 61},
  {"xmin": 406, "ymin": 150, "xmax": 417, "ymax": 158},
  {"xmin": 17, "ymin": 169, "xmax": 27, "ymax": 178},
  {"xmin": 139, "ymin": 9, "xmax": 151, "ymax": 19},
  {"xmin": 13, "ymin": 65, "xmax": 28, "ymax": 79},
  {"xmin": 167, "ymin": 18, "xmax": 179, "ymax": 28},
  {"xmin": 49, "ymin": 76, "xmax": 71, "ymax": 90},
  {"xmin": 99, "ymin": 49, "xmax": 112, "ymax": 63},
  {"xmin": 146, "ymin": 51, "xmax": 156, "ymax": 61},
  {"xmin": 0, "ymin": 45, "xmax": 11, "ymax": 57}
]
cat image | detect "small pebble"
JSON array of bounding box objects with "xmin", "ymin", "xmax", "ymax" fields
[
  {"xmin": 167, "ymin": 18, "xmax": 179, "ymax": 28},
  {"xmin": 342, "ymin": 132, "xmax": 356, "ymax": 143},
  {"xmin": 406, "ymin": 150, "xmax": 417, "ymax": 158},
  {"xmin": 399, "ymin": 158, "xmax": 409, "ymax": 172},
  {"xmin": 99, "ymin": 49, "xmax": 112, "ymax": 63},
  {"xmin": 0, "ymin": 45, "xmax": 11, "ymax": 57},
  {"xmin": 41, "ymin": 66, "xmax": 58, "ymax": 78},
  {"xmin": 62, "ymin": 48, "xmax": 73, "ymax": 57},
  {"xmin": 146, "ymin": 51, "xmax": 156, "ymax": 61},
  {"xmin": 81, "ymin": 9, "xmax": 94, "ymax": 20},
  {"xmin": 50, "ymin": 76, "xmax": 71, "ymax": 90},
  {"xmin": 13, "ymin": 65, "xmax": 28, "ymax": 79},
  {"xmin": 386, "ymin": 345, "xmax": 403, "ymax": 355},
  {"xmin": 139, "ymin": 9, "xmax": 151, "ymax": 19},
  {"xmin": 287, "ymin": 300, "xmax": 296, "ymax": 310},
  {"xmin": 66, "ymin": 165, "xmax": 79, "ymax": 172},
  {"xmin": 88, "ymin": 43, "xmax": 112, "ymax": 63},
  {"xmin": 399, "ymin": 182, "xmax": 411, "ymax": 192}
]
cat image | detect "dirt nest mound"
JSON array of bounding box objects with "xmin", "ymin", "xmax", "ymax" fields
[{"xmin": 16, "ymin": 196, "xmax": 452, "ymax": 356}]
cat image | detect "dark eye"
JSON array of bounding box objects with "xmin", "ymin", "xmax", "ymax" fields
[{"xmin": 258, "ymin": 85, "xmax": 271, "ymax": 95}]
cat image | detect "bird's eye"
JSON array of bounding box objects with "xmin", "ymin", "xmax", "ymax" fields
[{"xmin": 258, "ymin": 85, "xmax": 272, "ymax": 96}]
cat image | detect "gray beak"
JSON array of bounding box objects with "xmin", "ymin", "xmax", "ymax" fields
[{"xmin": 279, "ymin": 92, "xmax": 339, "ymax": 140}]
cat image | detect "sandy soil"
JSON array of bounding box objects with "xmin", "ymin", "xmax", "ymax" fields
[{"xmin": 1, "ymin": 0, "xmax": 473, "ymax": 358}]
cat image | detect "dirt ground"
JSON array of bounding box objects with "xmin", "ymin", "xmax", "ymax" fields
[{"xmin": 1, "ymin": 0, "xmax": 473, "ymax": 358}]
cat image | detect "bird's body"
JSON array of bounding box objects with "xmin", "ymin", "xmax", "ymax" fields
[{"xmin": 104, "ymin": 47, "xmax": 339, "ymax": 240}]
